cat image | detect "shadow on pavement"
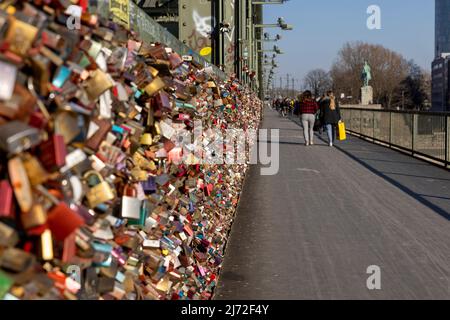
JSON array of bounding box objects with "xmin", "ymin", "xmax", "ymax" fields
[
  {"xmin": 287, "ymin": 115, "xmax": 450, "ymax": 221},
  {"xmin": 322, "ymin": 136, "xmax": 450, "ymax": 221}
]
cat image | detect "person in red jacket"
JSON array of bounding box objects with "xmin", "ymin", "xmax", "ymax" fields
[{"xmin": 299, "ymin": 91, "xmax": 319, "ymax": 146}]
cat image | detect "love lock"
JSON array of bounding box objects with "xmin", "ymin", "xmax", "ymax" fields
[{"xmin": 83, "ymin": 171, "xmax": 115, "ymax": 208}]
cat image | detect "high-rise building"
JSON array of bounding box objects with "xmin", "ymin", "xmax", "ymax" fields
[
  {"xmin": 432, "ymin": 0, "xmax": 450, "ymax": 111},
  {"xmin": 431, "ymin": 54, "xmax": 450, "ymax": 111},
  {"xmin": 435, "ymin": 0, "xmax": 450, "ymax": 57}
]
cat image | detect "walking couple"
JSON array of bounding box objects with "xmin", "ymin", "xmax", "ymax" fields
[{"xmin": 298, "ymin": 90, "xmax": 341, "ymax": 147}]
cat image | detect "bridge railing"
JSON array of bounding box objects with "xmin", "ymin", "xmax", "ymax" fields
[{"xmin": 341, "ymin": 108, "xmax": 450, "ymax": 169}]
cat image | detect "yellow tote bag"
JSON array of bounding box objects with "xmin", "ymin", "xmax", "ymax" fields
[{"xmin": 337, "ymin": 121, "xmax": 347, "ymax": 141}]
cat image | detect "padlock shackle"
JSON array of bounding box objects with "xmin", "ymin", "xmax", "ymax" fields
[
  {"xmin": 35, "ymin": 185, "xmax": 60, "ymax": 205},
  {"xmin": 123, "ymin": 182, "xmax": 138, "ymax": 197},
  {"xmin": 83, "ymin": 170, "xmax": 105, "ymax": 186}
]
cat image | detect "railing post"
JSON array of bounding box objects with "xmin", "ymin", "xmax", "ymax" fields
[
  {"xmin": 412, "ymin": 113, "xmax": 416, "ymax": 156},
  {"xmin": 373, "ymin": 111, "xmax": 375, "ymax": 142},
  {"xmin": 360, "ymin": 110, "xmax": 362, "ymax": 134},
  {"xmin": 446, "ymin": 115, "xmax": 449, "ymax": 168},
  {"xmin": 389, "ymin": 111, "xmax": 393, "ymax": 147}
]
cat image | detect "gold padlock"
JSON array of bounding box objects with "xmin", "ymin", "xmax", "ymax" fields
[
  {"xmin": 21, "ymin": 203, "xmax": 47, "ymax": 230},
  {"xmin": 154, "ymin": 122, "xmax": 162, "ymax": 136},
  {"xmin": 83, "ymin": 171, "xmax": 115, "ymax": 208},
  {"xmin": 130, "ymin": 167, "xmax": 149, "ymax": 181},
  {"xmin": 84, "ymin": 70, "xmax": 114, "ymax": 101},
  {"xmin": 148, "ymin": 66, "xmax": 159, "ymax": 78},
  {"xmin": 140, "ymin": 133, "xmax": 153, "ymax": 146},
  {"xmin": 21, "ymin": 153, "xmax": 49, "ymax": 187},
  {"xmin": 144, "ymin": 77, "xmax": 166, "ymax": 96}
]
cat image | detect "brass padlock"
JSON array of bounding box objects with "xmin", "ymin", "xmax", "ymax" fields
[
  {"xmin": 140, "ymin": 133, "xmax": 153, "ymax": 146},
  {"xmin": 130, "ymin": 167, "xmax": 149, "ymax": 181},
  {"xmin": 21, "ymin": 153, "xmax": 49, "ymax": 187},
  {"xmin": 144, "ymin": 77, "xmax": 166, "ymax": 96},
  {"xmin": 83, "ymin": 171, "xmax": 115, "ymax": 208}
]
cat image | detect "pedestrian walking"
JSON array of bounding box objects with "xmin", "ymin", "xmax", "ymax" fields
[
  {"xmin": 299, "ymin": 90, "xmax": 319, "ymax": 146},
  {"xmin": 320, "ymin": 90, "xmax": 341, "ymax": 147}
]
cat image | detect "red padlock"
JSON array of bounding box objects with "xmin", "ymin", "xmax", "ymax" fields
[{"xmin": 0, "ymin": 180, "xmax": 14, "ymax": 218}]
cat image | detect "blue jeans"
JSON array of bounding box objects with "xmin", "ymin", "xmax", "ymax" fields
[{"xmin": 326, "ymin": 124, "xmax": 336, "ymax": 144}]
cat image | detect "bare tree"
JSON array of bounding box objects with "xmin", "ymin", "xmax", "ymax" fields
[
  {"xmin": 330, "ymin": 42, "xmax": 409, "ymax": 108},
  {"xmin": 392, "ymin": 60, "xmax": 432, "ymax": 110},
  {"xmin": 303, "ymin": 69, "xmax": 332, "ymax": 97}
]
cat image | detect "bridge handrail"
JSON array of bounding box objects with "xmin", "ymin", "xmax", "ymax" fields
[
  {"xmin": 340, "ymin": 107, "xmax": 450, "ymax": 117},
  {"xmin": 340, "ymin": 108, "xmax": 450, "ymax": 169},
  {"xmin": 88, "ymin": 0, "xmax": 227, "ymax": 80}
]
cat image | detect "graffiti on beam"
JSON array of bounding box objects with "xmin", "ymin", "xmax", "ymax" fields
[{"xmin": 193, "ymin": 10, "xmax": 215, "ymax": 38}]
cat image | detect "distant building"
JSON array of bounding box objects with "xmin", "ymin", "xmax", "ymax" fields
[
  {"xmin": 436, "ymin": 0, "xmax": 450, "ymax": 57},
  {"xmin": 432, "ymin": 0, "xmax": 450, "ymax": 111}
]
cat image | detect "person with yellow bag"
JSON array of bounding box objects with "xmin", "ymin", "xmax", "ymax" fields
[
  {"xmin": 337, "ymin": 119, "xmax": 347, "ymax": 141},
  {"xmin": 319, "ymin": 90, "xmax": 342, "ymax": 147}
]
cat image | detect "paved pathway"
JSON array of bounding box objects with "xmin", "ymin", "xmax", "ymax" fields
[{"xmin": 215, "ymin": 108, "xmax": 450, "ymax": 300}]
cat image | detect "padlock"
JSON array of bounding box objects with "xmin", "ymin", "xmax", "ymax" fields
[
  {"xmin": 39, "ymin": 134, "xmax": 67, "ymax": 171},
  {"xmin": 168, "ymin": 52, "xmax": 183, "ymax": 69},
  {"xmin": 40, "ymin": 229, "xmax": 54, "ymax": 261},
  {"xmin": 155, "ymin": 91, "xmax": 171, "ymax": 110},
  {"xmin": 144, "ymin": 77, "xmax": 166, "ymax": 96},
  {"xmin": 21, "ymin": 153, "xmax": 49, "ymax": 187},
  {"xmin": 83, "ymin": 171, "xmax": 115, "ymax": 208},
  {"xmin": 21, "ymin": 203, "xmax": 47, "ymax": 230},
  {"xmin": 91, "ymin": 241, "xmax": 113, "ymax": 267},
  {"xmin": 132, "ymin": 152, "xmax": 156, "ymax": 172},
  {"xmin": 128, "ymin": 199, "xmax": 149, "ymax": 227},
  {"xmin": 0, "ymin": 248, "xmax": 35, "ymax": 273},
  {"xmin": 35, "ymin": 185, "xmax": 85, "ymax": 241},
  {"xmin": 0, "ymin": 221, "xmax": 19, "ymax": 247},
  {"xmin": 0, "ymin": 121, "xmax": 43, "ymax": 155},
  {"xmin": 130, "ymin": 167, "xmax": 149, "ymax": 181},
  {"xmin": 0, "ymin": 60, "xmax": 17, "ymax": 101},
  {"xmin": 0, "ymin": 180, "xmax": 14, "ymax": 218},
  {"xmin": 8, "ymin": 156, "xmax": 33, "ymax": 213},
  {"xmin": 84, "ymin": 118, "xmax": 112, "ymax": 153},
  {"xmin": 148, "ymin": 66, "xmax": 159, "ymax": 78},
  {"xmin": 141, "ymin": 176, "xmax": 157, "ymax": 195},
  {"xmin": 54, "ymin": 111, "xmax": 83, "ymax": 145},
  {"xmin": 4, "ymin": 17, "xmax": 39, "ymax": 57},
  {"xmin": 121, "ymin": 183, "xmax": 142, "ymax": 220},
  {"xmin": 145, "ymin": 44, "xmax": 169, "ymax": 60},
  {"xmin": 140, "ymin": 133, "xmax": 153, "ymax": 146},
  {"xmin": 84, "ymin": 69, "xmax": 114, "ymax": 101}
]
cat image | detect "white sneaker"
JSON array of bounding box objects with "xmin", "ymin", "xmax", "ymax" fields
[
  {"xmin": 305, "ymin": 142, "xmax": 310, "ymax": 146},
  {"xmin": 329, "ymin": 142, "xmax": 333, "ymax": 147},
  {"xmin": 310, "ymin": 141, "xmax": 314, "ymax": 145}
]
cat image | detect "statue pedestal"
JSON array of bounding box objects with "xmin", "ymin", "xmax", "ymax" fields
[{"xmin": 361, "ymin": 86, "xmax": 373, "ymax": 105}]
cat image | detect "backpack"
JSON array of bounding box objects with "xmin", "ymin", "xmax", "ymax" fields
[{"xmin": 293, "ymin": 101, "xmax": 300, "ymax": 116}]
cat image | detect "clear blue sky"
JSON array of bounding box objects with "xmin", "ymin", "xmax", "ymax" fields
[{"xmin": 263, "ymin": 0, "xmax": 434, "ymax": 88}]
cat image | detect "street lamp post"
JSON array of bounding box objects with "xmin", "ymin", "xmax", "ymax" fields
[
  {"xmin": 257, "ymin": 33, "xmax": 282, "ymax": 43},
  {"xmin": 252, "ymin": 0, "xmax": 290, "ymax": 4}
]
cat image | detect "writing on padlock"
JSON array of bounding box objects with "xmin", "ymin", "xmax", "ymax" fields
[{"xmin": 83, "ymin": 171, "xmax": 115, "ymax": 208}]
